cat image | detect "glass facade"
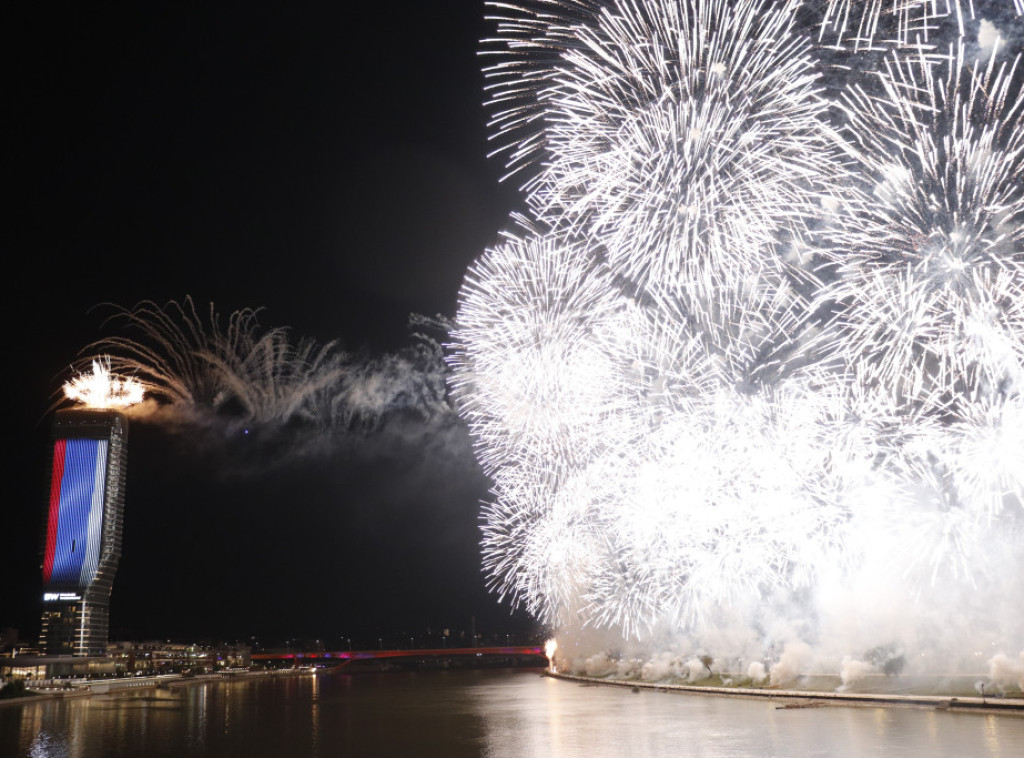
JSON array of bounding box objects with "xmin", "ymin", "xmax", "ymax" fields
[{"xmin": 38, "ymin": 409, "xmax": 128, "ymax": 656}]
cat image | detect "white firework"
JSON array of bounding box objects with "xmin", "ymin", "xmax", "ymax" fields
[
  {"xmin": 449, "ymin": 232, "xmax": 632, "ymax": 475},
  {"xmin": 85, "ymin": 299, "xmax": 457, "ymax": 440},
  {"xmin": 62, "ymin": 356, "xmax": 144, "ymax": 409},
  {"xmin": 818, "ymin": 0, "xmax": 950, "ymax": 52},
  {"xmin": 829, "ymin": 47, "xmax": 1024, "ymax": 409},
  {"xmin": 950, "ymin": 394, "xmax": 1024, "ymax": 518},
  {"xmin": 456, "ymin": 0, "xmax": 1024, "ymax": 672},
  {"xmin": 482, "ymin": 0, "xmax": 604, "ymax": 180},
  {"xmin": 581, "ymin": 383, "xmax": 848, "ymax": 634},
  {"xmin": 530, "ymin": 0, "xmax": 843, "ymax": 298},
  {"xmin": 817, "ymin": 1, "xmax": 1024, "ymax": 52},
  {"xmin": 86, "ymin": 297, "xmax": 345, "ymax": 428}
]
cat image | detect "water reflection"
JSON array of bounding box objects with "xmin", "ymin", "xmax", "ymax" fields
[
  {"xmin": 310, "ymin": 671, "xmax": 320, "ymax": 756},
  {"xmin": 471, "ymin": 675, "xmax": 1024, "ymax": 758},
  {"xmin": 188, "ymin": 684, "xmax": 208, "ymax": 754},
  {"xmin": 1, "ymin": 670, "xmax": 1021, "ymax": 757}
]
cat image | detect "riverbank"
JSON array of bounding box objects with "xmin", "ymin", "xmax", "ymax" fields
[
  {"xmin": 545, "ymin": 672, "xmax": 1024, "ymax": 715},
  {"xmin": 0, "ymin": 667, "xmax": 305, "ymax": 708},
  {"xmin": 6, "ymin": 668, "xmax": 1022, "ymax": 757}
]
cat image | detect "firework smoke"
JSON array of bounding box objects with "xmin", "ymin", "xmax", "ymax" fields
[
  {"xmin": 71, "ymin": 298, "xmax": 458, "ymax": 468},
  {"xmin": 452, "ymin": 0, "xmax": 1024, "ymax": 688}
]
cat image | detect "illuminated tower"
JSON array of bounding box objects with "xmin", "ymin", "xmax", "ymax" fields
[
  {"xmin": 38, "ymin": 361, "xmax": 138, "ymax": 657},
  {"xmin": 38, "ymin": 409, "xmax": 128, "ymax": 656}
]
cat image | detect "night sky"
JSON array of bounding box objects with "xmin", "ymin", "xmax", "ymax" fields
[{"xmin": 5, "ymin": 1, "xmax": 536, "ymax": 648}]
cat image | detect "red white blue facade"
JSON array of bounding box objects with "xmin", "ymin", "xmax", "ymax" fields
[{"xmin": 39, "ymin": 410, "xmax": 128, "ymax": 657}]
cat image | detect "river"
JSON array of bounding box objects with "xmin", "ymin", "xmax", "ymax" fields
[{"xmin": 2, "ymin": 669, "xmax": 1022, "ymax": 757}]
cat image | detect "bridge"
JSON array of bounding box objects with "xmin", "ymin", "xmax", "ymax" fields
[{"xmin": 252, "ymin": 645, "xmax": 545, "ymax": 668}]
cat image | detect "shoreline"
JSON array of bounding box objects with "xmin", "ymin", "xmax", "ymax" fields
[
  {"xmin": 0, "ymin": 668, "xmax": 305, "ymax": 708},
  {"xmin": 8, "ymin": 668, "xmax": 1023, "ymax": 715},
  {"xmin": 545, "ymin": 672, "xmax": 1024, "ymax": 715}
]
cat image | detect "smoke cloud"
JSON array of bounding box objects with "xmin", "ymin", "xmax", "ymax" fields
[{"xmin": 67, "ymin": 298, "xmax": 463, "ymax": 475}]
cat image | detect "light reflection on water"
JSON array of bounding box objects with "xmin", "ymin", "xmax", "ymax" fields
[{"xmin": 1, "ymin": 669, "xmax": 1021, "ymax": 757}]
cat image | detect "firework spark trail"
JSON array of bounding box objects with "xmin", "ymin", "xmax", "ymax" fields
[
  {"xmin": 449, "ymin": 233, "xmax": 633, "ymax": 476},
  {"xmin": 79, "ymin": 298, "xmax": 455, "ymax": 445},
  {"xmin": 84, "ymin": 297, "xmax": 346, "ymax": 429},
  {"xmin": 830, "ymin": 47, "xmax": 1024, "ymax": 416},
  {"xmin": 457, "ymin": 0, "xmax": 857, "ymax": 636},
  {"xmin": 482, "ymin": 1, "xmax": 605, "ymax": 181},
  {"xmin": 482, "ymin": 1, "xmax": 1024, "ymax": 184},
  {"xmin": 817, "ymin": 1, "xmax": 1024, "ymax": 52},
  {"xmin": 88, "ymin": 297, "xmax": 242, "ymax": 414},
  {"xmin": 454, "ymin": 0, "xmax": 1024, "ymax": 678},
  {"xmin": 951, "ymin": 395, "xmax": 1024, "ymax": 516},
  {"xmin": 565, "ymin": 384, "xmax": 849, "ymax": 635},
  {"xmin": 818, "ymin": 0, "xmax": 945, "ymax": 51},
  {"xmin": 530, "ymin": 0, "xmax": 842, "ymax": 295}
]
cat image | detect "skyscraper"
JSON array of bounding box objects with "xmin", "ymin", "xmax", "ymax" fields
[{"xmin": 38, "ymin": 408, "xmax": 128, "ymax": 656}]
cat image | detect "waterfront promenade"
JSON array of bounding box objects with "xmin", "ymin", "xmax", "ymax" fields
[
  {"xmin": 0, "ymin": 668, "xmax": 302, "ymax": 707},
  {"xmin": 546, "ymin": 671, "xmax": 1024, "ymax": 714}
]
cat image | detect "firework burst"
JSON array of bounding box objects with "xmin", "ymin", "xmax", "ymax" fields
[
  {"xmin": 77, "ymin": 298, "xmax": 459, "ymax": 469},
  {"xmin": 449, "ymin": 232, "xmax": 632, "ymax": 475},
  {"xmin": 454, "ymin": 0, "xmax": 1024, "ymax": 675},
  {"xmin": 86, "ymin": 297, "xmax": 345, "ymax": 429},
  {"xmin": 530, "ymin": 0, "xmax": 843, "ymax": 296},
  {"xmin": 62, "ymin": 356, "xmax": 144, "ymax": 409},
  {"xmin": 829, "ymin": 47, "xmax": 1024, "ymax": 411}
]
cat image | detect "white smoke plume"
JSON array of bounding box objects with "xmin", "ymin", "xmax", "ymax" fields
[
  {"xmin": 746, "ymin": 661, "xmax": 768, "ymax": 684},
  {"xmin": 770, "ymin": 642, "xmax": 815, "ymax": 687},
  {"xmin": 987, "ymin": 652, "xmax": 1024, "ymax": 693},
  {"xmin": 838, "ymin": 656, "xmax": 876, "ymax": 691}
]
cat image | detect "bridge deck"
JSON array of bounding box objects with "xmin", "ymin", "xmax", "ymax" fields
[{"xmin": 252, "ymin": 645, "xmax": 544, "ymax": 664}]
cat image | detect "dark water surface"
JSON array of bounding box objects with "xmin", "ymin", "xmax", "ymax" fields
[{"xmin": 2, "ymin": 669, "xmax": 1022, "ymax": 757}]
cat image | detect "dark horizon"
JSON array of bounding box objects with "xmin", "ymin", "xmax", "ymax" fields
[{"xmin": 5, "ymin": 1, "xmax": 535, "ymax": 649}]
